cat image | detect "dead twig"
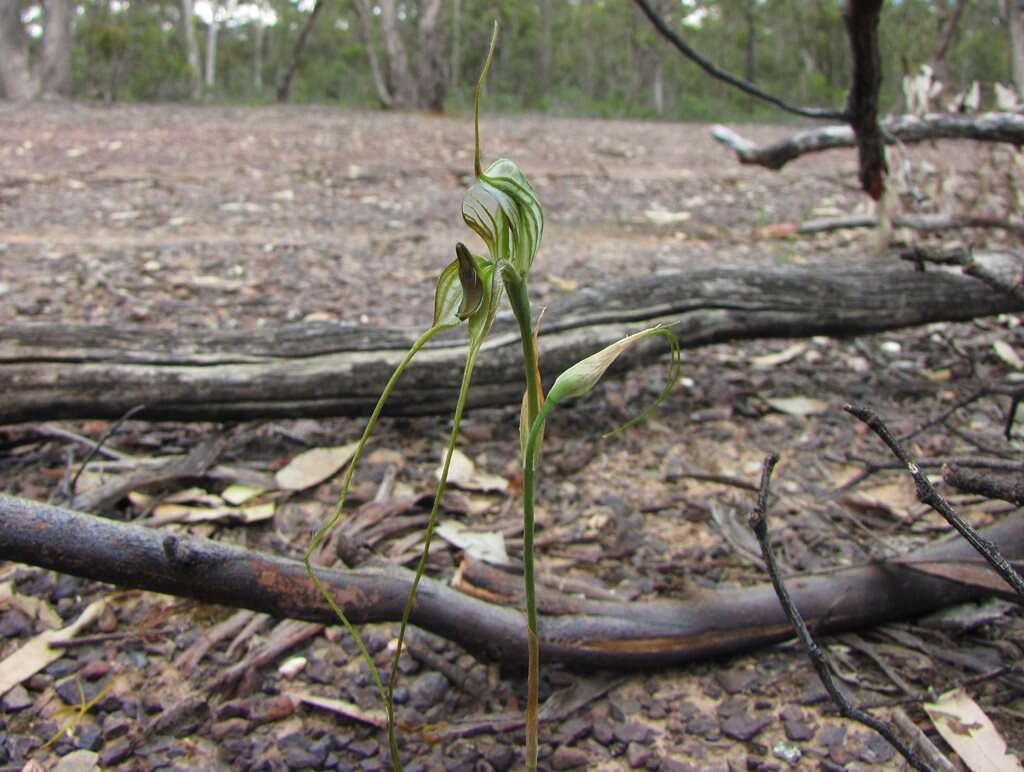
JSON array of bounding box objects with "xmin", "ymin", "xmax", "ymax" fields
[
  {"xmin": 748, "ymin": 453, "xmax": 934, "ymax": 772},
  {"xmin": 943, "ymin": 464, "xmax": 1024, "ymax": 507},
  {"xmin": 846, "ymin": 403, "xmax": 1024, "ymax": 599}
]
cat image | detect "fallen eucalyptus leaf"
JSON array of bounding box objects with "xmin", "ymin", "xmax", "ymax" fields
[
  {"xmin": 436, "ymin": 520, "xmax": 510, "ymax": 565},
  {"xmin": 993, "ymin": 340, "xmax": 1024, "ymax": 370},
  {"xmin": 275, "ymin": 443, "xmax": 359, "ymax": 491},
  {"xmin": 291, "ymin": 691, "xmax": 387, "ymax": 729},
  {"xmin": 924, "ymin": 688, "xmax": 1022, "ymax": 772},
  {"xmin": 437, "ymin": 448, "xmax": 509, "ymax": 493}
]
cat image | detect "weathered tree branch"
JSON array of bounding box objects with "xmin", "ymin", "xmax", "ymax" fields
[
  {"xmin": 800, "ymin": 214, "xmax": 1024, "ymax": 238},
  {"xmin": 2, "ymin": 494, "xmax": 1023, "ymax": 670},
  {"xmin": 843, "ymin": 0, "xmax": 887, "ymax": 199},
  {"xmin": 2, "ymin": 260, "xmax": 1023, "ymax": 424},
  {"xmin": 713, "ymin": 113, "xmax": 1024, "ymax": 170}
]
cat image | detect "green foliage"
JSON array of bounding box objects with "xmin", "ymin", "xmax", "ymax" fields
[{"xmin": 63, "ymin": 0, "xmax": 1017, "ymax": 119}]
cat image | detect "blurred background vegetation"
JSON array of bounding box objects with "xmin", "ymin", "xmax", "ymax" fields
[{"xmin": 6, "ymin": 0, "xmax": 1017, "ymax": 121}]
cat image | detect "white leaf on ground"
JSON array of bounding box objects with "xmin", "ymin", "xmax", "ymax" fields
[
  {"xmin": 644, "ymin": 208, "xmax": 690, "ymax": 225},
  {"xmin": 993, "ymin": 340, "xmax": 1024, "ymax": 370},
  {"xmin": 291, "ymin": 691, "xmax": 387, "ymax": 729},
  {"xmin": 0, "ymin": 599, "xmax": 107, "ymax": 695},
  {"xmin": 437, "ymin": 448, "xmax": 509, "ymax": 493},
  {"xmin": 924, "ymin": 688, "xmax": 1023, "ymax": 772},
  {"xmin": 221, "ymin": 483, "xmax": 266, "ymax": 505},
  {"xmin": 152, "ymin": 501, "xmax": 276, "ymax": 524},
  {"xmin": 764, "ymin": 396, "xmax": 830, "ymax": 416},
  {"xmin": 275, "ymin": 443, "xmax": 358, "ymax": 491},
  {"xmin": 750, "ymin": 343, "xmax": 807, "ymax": 369},
  {"xmin": 162, "ymin": 487, "xmax": 224, "ymax": 506},
  {"xmin": 436, "ymin": 520, "xmax": 511, "ymax": 565}
]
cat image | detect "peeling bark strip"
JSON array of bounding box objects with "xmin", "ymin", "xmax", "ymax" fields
[
  {"xmin": 712, "ymin": 113, "xmax": 1024, "ymax": 171},
  {"xmin": 1, "ymin": 261, "xmax": 1022, "ymax": 424},
  {"xmin": 2, "ymin": 494, "xmax": 1023, "ymax": 670}
]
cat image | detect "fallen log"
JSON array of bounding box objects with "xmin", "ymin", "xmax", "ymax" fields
[
  {"xmin": 1, "ymin": 493, "xmax": 1022, "ymax": 670},
  {"xmin": 2, "ymin": 258, "xmax": 1022, "ymax": 424}
]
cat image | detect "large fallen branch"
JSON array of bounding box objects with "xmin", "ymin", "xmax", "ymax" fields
[
  {"xmin": 713, "ymin": 112, "xmax": 1024, "ymax": 170},
  {"xmin": 2, "ymin": 494, "xmax": 1022, "ymax": 670},
  {"xmin": 2, "ymin": 259, "xmax": 1022, "ymax": 424}
]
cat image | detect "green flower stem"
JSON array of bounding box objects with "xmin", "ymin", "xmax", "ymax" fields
[
  {"xmin": 386, "ymin": 334, "xmax": 484, "ymax": 755},
  {"xmin": 506, "ymin": 279, "xmax": 542, "ymax": 427},
  {"xmin": 522, "ymin": 399, "xmax": 556, "ymax": 771},
  {"xmin": 303, "ymin": 323, "xmax": 450, "ymax": 772}
]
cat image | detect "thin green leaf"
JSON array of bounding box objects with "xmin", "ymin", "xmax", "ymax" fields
[{"xmin": 455, "ymin": 242, "xmax": 484, "ymax": 320}]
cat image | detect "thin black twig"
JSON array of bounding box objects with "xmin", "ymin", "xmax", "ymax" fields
[
  {"xmin": 845, "ymin": 404, "xmax": 1024, "ymax": 599},
  {"xmin": 748, "ymin": 453, "xmax": 935, "ymax": 772},
  {"xmin": 67, "ymin": 404, "xmax": 147, "ymax": 501},
  {"xmin": 630, "ymin": 0, "xmax": 843, "ymax": 121}
]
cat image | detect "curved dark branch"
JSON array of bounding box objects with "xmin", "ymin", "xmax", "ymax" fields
[
  {"xmin": 3, "ymin": 494, "xmax": 1024, "ymax": 671},
  {"xmin": 630, "ymin": 0, "xmax": 844, "ymax": 121}
]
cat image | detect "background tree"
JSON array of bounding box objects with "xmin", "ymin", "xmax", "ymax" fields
[{"xmin": 0, "ymin": 0, "xmax": 72, "ymax": 101}]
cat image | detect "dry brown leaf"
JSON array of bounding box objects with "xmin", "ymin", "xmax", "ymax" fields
[
  {"xmin": 152, "ymin": 501, "xmax": 276, "ymax": 525},
  {"xmin": 0, "ymin": 599, "xmax": 107, "ymax": 695},
  {"xmin": 274, "ymin": 443, "xmax": 358, "ymax": 491},
  {"xmin": 924, "ymin": 688, "xmax": 1023, "ymax": 772}
]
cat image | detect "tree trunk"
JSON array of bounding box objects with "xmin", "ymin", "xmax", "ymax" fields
[
  {"xmin": 1, "ymin": 260, "xmax": 1021, "ymax": 424},
  {"xmin": 0, "ymin": 2, "xmax": 40, "ymax": 101},
  {"xmin": 204, "ymin": 0, "xmax": 220, "ymax": 90},
  {"xmin": 379, "ymin": 0, "xmax": 418, "ymax": 108},
  {"xmin": 276, "ymin": 0, "xmax": 327, "ymax": 102},
  {"xmin": 179, "ymin": 0, "xmax": 203, "ymax": 99},
  {"xmin": 352, "ymin": 0, "xmax": 392, "ymax": 107},
  {"xmin": 652, "ymin": 59, "xmax": 664, "ymax": 116},
  {"xmin": 39, "ymin": 0, "xmax": 72, "ymax": 98},
  {"xmin": 252, "ymin": 6, "xmax": 264, "ymax": 92},
  {"xmin": 1011, "ymin": 0, "xmax": 1024, "ymax": 98},
  {"xmin": 930, "ymin": 0, "xmax": 966, "ymax": 85},
  {"xmin": 415, "ymin": 0, "xmax": 447, "ymax": 112}
]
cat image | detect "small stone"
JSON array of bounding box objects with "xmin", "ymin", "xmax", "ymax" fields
[
  {"xmin": 408, "ymin": 671, "xmax": 448, "ymax": 710},
  {"xmin": 2, "ymin": 685, "xmax": 33, "ymax": 712},
  {"xmin": 141, "ymin": 693, "xmax": 164, "ymax": 714},
  {"xmin": 780, "ymin": 706, "xmax": 815, "ymax": 742},
  {"xmin": 347, "ymin": 738, "xmax": 380, "ymax": 759},
  {"xmin": 52, "ymin": 749, "xmax": 99, "ymax": 772},
  {"xmin": 613, "ymin": 720, "xmax": 652, "ymax": 745},
  {"xmin": 99, "ymin": 739, "xmax": 134, "ymax": 766},
  {"xmin": 716, "ymin": 697, "xmax": 747, "ymax": 718},
  {"xmin": 608, "ymin": 694, "xmax": 641, "ymax": 722},
  {"xmin": 79, "ymin": 661, "xmax": 110, "ymax": 681},
  {"xmin": 556, "ymin": 717, "xmax": 590, "ymax": 744},
  {"xmin": 817, "ymin": 723, "xmax": 847, "ymax": 748},
  {"xmin": 211, "ymin": 718, "xmax": 249, "ymax": 741},
  {"xmin": 721, "ymin": 712, "xmax": 772, "ymax": 742},
  {"xmin": 685, "ymin": 713, "xmax": 720, "ymax": 740},
  {"xmin": 279, "ymin": 731, "xmax": 329, "ymax": 769},
  {"xmin": 857, "ymin": 731, "xmax": 896, "ymax": 764},
  {"xmin": 549, "ymin": 746, "xmax": 589, "ymax": 769},
  {"xmin": 56, "ymin": 678, "xmax": 103, "ymax": 706},
  {"xmin": 47, "ymin": 658, "xmax": 81, "ymax": 679},
  {"xmin": 250, "ymin": 694, "xmax": 296, "ymax": 724},
  {"xmin": 482, "ymin": 743, "xmax": 515, "ymax": 771},
  {"xmin": 74, "ymin": 722, "xmax": 103, "ymax": 751},
  {"xmin": 716, "ymin": 669, "xmax": 759, "ymax": 694},
  {"xmin": 102, "ymin": 713, "xmax": 132, "ymax": 740},
  {"xmin": 592, "ymin": 717, "xmax": 614, "ymax": 746},
  {"xmin": 0, "ymin": 609, "xmax": 33, "ymax": 638},
  {"xmin": 626, "ymin": 742, "xmax": 653, "ymax": 768}
]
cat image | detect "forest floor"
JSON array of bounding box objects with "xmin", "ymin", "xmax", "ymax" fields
[{"xmin": 0, "ymin": 103, "xmax": 1023, "ymax": 771}]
